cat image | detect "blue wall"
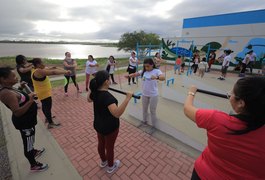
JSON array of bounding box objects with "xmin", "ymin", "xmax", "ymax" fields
[{"xmin": 183, "ymin": 9, "xmax": 265, "ymax": 29}]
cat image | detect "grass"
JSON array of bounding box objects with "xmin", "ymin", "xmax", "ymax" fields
[{"xmin": 0, "ymin": 56, "xmax": 129, "ymax": 70}]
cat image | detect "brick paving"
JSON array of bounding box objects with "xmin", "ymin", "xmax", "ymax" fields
[
  {"xmin": 37, "ymin": 67, "xmax": 196, "ymax": 179},
  {"xmin": 37, "ymin": 67, "xmax": 240, "ymax": 179}
]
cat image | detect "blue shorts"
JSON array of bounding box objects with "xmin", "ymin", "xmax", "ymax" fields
[{"xmin": 174, "ymin": 65, "xmax": 181, "ymax": 71}]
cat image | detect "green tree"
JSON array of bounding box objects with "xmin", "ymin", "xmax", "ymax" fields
[{"xmin": 117, "ymin": 30, "xmax": 160, "ymax": 52}]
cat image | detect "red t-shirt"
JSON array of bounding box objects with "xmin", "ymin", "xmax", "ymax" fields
[
  {"xmin": 195, "ymin": 109, "xmax": 265, "ymax": 180},
  {"xmin": 175, "ymin": 58, "xmax": 182, "ymax": 65}
]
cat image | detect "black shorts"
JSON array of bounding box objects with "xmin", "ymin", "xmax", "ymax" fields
[{"xmin": 221, "ymin": 66, "xmax": 228, "ymax": 74}]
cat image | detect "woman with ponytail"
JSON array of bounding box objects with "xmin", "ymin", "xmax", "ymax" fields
[
  {"xmin": 184, "ymin": 76, "xmax": 265, "ymax": 180},
  {"xmin": 87, "ymin": 70, "xmax": 132, "ymax": 174}
]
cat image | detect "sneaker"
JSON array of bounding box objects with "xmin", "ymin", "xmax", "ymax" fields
[
  {"xmin": 34, "ymin": 148, "xmax": 45, "ymax": 159},
  {"xmin": 47, "ymin": 122, "xmax": 61, "ymax": 129},
  {"xmin": 64, "ymin": 93, "xmax": 68, "ymax": 97},
  {"xmin": 128, "ymin": 83, "xmax": 131, "ymax": 85},
  {"xmin": 30, "ymin": 162, "xmax": 48, "ymax": 172},
  {"xmin": 133, "ymin": 82, "xmax": 137, "ymax": 84},
  {"xmin": 45, "ymin": 116, "xmax": 56, "ymax": 123},
  {"xmin": 113, "ymin": 82, "xmax": 118, "ymax": 85},
  {"xmin": 148, "ymin": 127, "xmax": 156, "ymax": 135},
  {"xmin": 99, "ymin": 161, "xmax": 108, "ymax": 168},
  {"xmin": 107, "ymin": 160, "xmax": 120, "ymax": 174}
]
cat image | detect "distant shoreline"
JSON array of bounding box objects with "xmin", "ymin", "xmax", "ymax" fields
[{"xmin": 0, "ymin": 40, "xmax": 118, "ymax": 47}]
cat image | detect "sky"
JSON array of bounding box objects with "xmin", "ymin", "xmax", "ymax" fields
[{"xmin": 1, "ymin": 0, "xmax": 265, "ymax": 42}]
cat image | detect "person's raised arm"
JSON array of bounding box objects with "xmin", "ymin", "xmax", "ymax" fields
[
  {"xmin": 18, "ymin": 64, "xmax": 33, "ymax": 73},
  {"xmin": 36, "ymin": 68, "xmax": 71, "ymax": 77},
  {"xmin": 108, "ymin": 92, "xmax": 132, "ymax": 118},
  {"xmin": 183, "ymin": 85, "xmax": 199, "ymax": 122}
]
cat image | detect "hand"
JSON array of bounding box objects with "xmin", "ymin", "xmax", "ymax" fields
[
  {"xmin": 126, "ymin": 91, "xmax": 133, "ymax": 99},
  {"xmin": 20, "ymin": 81, "xmax": 27, "ymax": 88},
  {"xmin": 65, "ymin": 70, "xmax": 71, "ymax": 75},
  {"xmin": 28, "ymin": 92, "xmax": 36, "ymax": 102},
  {"xmin": 124, "ymin": 75, "xmax": 130, "ymax": 79},
  {"xmin": 189, "ymin": 85, "xmax": 197, "ymax": 94},
  {"xmin": 151, "ymin": 75, "xmax": 157, "ymax": 80}
]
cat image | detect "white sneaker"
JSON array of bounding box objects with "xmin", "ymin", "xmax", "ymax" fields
[
  {"xmin": 99, "ymin": 161, "xmax": 108, "ymax": 168},
  {"xmin": 107, "ymin": 160, "xmax": 120, "ymax": 174}
]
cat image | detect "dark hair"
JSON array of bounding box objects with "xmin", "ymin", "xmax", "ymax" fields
[
  {"xmin": 88, "ymin": 55, "xmax": 94, "ymax": 60},
  {"xmin": 178, "ymin": 55, "xmax": 181, "ymax": 58},
  {"xmin": 155, "ymin": 52, "xmax": 159, "ymax": 57},
  {"xmin": 141, "ymin": 58, "xmax": 156, "ymax": 77},
  {"xmin": 109, "ymin": 55, "xmax": 115, "ymax": 60},
  {"xmin": 65, "ymin": 52, "xmax": 70, "ymax": 56},
  {"xmin": 202, "ymin": 57, "xmax": 206, "ymax": 62},
  {"xmin": 230, "ymin": 76, "xmax": 265, "ymax": 134},
  {"xmin": 32, "ymin": 58, "xmax": 42, "ymax": 67},
  {"xmin": 0, "ymin": 66, "xmax": 14, "ymax": 80},
  {"xmin": 16, "ymin": 55, "xmax": 26, "ymax": 66},
  {"xmin": 89, "ymin": 70, "xmax": 110, "ymax": 100}
]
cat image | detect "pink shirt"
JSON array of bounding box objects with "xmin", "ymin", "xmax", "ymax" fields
[{"xmin": 195, "ymin": 109, "xmax": 265, "ymax": 180}]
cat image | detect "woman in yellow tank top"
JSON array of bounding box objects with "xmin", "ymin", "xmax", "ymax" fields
[{"xmin": 31, "ymin": 58, "xmax": 71, "ymax": 129}]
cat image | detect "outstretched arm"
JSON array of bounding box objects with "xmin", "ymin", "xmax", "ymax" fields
[{"xmin": 183, "ymin": 86, "xmax": 198, "ymax": 122}]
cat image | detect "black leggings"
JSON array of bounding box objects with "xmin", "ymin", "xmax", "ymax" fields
[
  {"xmin": 193, "ymin": 64, "xmax": 198, "ymax": 73},
  {"xmin": 41, "ymin": 97, "xmax": 53, "ymax": 124},
  {"xmin": 191, "ymin": 168, "xmax": 201, "ymax": 180},
  {"xmin": 64, "ymin": 75, "xmax": 79, "ymax": 93},
  {"xmin": 240, "ymin": 63, "xmax": 247, "ymax": 74},
  {"xmin": 110, "ymin": 74, "xmax": 116, "ymax": 83},
  {"xmin": 20, "ymin": 127, "xmax": 37, "ymax": 166},
  {"xmin": 128, "ymin": 66, "xmax": 136, "ymax": 83}
]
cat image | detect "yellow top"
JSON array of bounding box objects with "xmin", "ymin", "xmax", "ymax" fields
[{"xmin": 31, "ymin": 68, "xmax": 52, "ymax": 100}]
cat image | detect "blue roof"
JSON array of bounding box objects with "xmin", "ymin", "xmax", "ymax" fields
[{"xmin": 183, "ymin": 9, "xmax": 265, "ymax": 29}]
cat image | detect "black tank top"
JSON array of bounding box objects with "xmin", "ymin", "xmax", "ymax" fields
[
  {"xmin": 0, "ymin": 87, "xmax": 37, "ymax": 130},
  {"xmin": 17, "ymin": 65, "xmax": 33, "ymax": 88}
]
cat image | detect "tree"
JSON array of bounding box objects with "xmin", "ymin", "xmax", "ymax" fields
[{"xmin": 117, "ymin": 30, "xmax": 160, "ymax": 52}]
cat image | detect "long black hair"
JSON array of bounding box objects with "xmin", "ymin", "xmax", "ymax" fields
[
  {"xmin": 141, "ymin": 58, "xmax": 156, "ymax": 77},
  {"xmin": 230, "ymin": 76, "xmax": 265, "ymax": 135},
  {"xmin": 89, "ymin": 70, "xmax": 110, "ymax": 100}
]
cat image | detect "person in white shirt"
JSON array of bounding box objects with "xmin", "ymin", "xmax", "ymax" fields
[
  {"xmin": 127, "ymin": 51, "xmax": 139, "ymax": 85},
  {"xmin": 85, "ymin": 55, "xmax": 98, "ymax": 91},
  {"xmin": 247, "ymin": 50, "xmax": 256, "ymax": 74},
  {"xmin": 106, "ymin": 55, "xmax": 117, "ymax": 84},
  {"xmin": 198, "ymin": 57, "xmax": 208, "ymax": 78},
  {"xmin": 218, "ymin": 49, "xmax": 233, "ymax": 80},
  {"xmin": 127, "ymin": 58, "xmax": 165, "ymax": 133},
  {"xmin": 239, "ymin": 51, "xmax": 251, "ymax": 77}
]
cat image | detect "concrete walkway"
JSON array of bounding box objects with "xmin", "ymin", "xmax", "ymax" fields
[{"xmin": 0, "ymin": 104, "xmax": 82, "ymax": 180}]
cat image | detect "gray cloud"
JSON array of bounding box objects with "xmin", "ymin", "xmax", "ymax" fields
[{"xmin": 0, "ymin": 0, "xmax": 265, "ymax": 41}]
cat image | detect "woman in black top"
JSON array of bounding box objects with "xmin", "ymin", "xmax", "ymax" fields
[
  {"xmin": 0, "ymin": 67, "xmax": 48, "ymax": 172},
  {"xmin": 16, "ymin": 55, "xmax": 34, "ymax": 91},
  {"xmin": 87, "ymin": 70, "xmax": 132, "ymax": 174}
]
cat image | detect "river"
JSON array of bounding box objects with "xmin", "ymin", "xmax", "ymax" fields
[{"xmin": 0, "ymin": 43, "xmax": 128, "ymax": 59}]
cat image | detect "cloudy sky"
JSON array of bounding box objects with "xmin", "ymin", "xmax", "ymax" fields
[{"xmin": 1, "ymin": 0, "xmax": 265, "ymax": 42}]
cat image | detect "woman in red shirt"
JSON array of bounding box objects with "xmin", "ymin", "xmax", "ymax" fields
[{"xmin": 184, "ymin": 77, "xmax": 265, "ymax": 180}]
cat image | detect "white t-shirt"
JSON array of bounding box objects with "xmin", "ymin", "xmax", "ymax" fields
[
  {"xmin": 198, "ymin": 61, "xmax": 208, "ymax": 70},
  {"xmin": 222, "ymin": 55, "xmax": 231, "ymax": 67},
  {"xmin": 138, "ymin": 69, "xmax": 162, "ymax": 97},
  {"xmin": 250, "ymin": 53, "xmax": 257, "ymax": 62},
  {"xmin": 85, "ymin": 60, "xmax": 97, "ymax": 74},
  {"xmin": 108, "ymin": 60, "xmax": 115, "ymax": 74},
  {"xmin": 129, "ymin": 56, "xmax": 138, "ymax": 67},
  {"xmin": 242, "ymin": 54, "xmax": 251, "ymax": 64}
]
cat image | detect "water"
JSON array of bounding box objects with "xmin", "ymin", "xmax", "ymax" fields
[{"xmin": 0, "ymin": 43, "xmax": 128, "ymax": 59}]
